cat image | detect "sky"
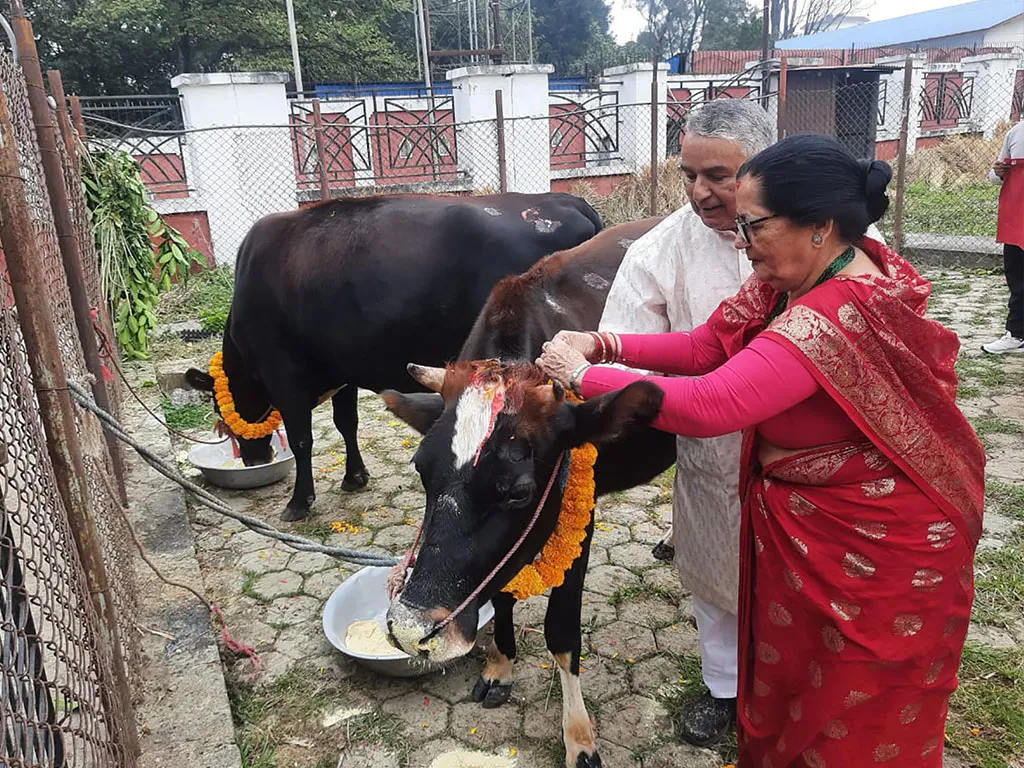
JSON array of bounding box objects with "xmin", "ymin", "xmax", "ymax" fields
[{"xmin": 607, "ymin": 0, "xmax": 977, "ymax": 44}]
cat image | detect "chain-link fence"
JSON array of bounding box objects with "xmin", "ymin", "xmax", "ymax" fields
[
  {"xmin": 1, "ymin": 33, "xmax": 139, "ymax": 768},
  {"xmin": 71, "ymin": 55, "xmax": 1019, "ymax": 269}
]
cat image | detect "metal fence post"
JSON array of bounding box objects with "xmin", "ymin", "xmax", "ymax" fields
[
  {"xmin": 11, "ymin": 7, "xmax": 129, "ymax": 506},
  {"xmin": 69, "ymin": 93, "xmax": 86, "ymax": 139},
  {"xmin": 777, "ymin": 56, "xmax": 788, "ymax": 141},
  {"xmin": 312, "ymin": 98, "xmax": 330, "ymax": 201},
  {"xmin": 649, "ymin": 65, "xmax": 659, "ymax": 217},
  {"xmin": 891, "ymin": 57, "xmax": 915, "ymax": 254},
  {"xmin": 495, "ymin": 89, "xmax": 508, "ymax": 193},
  {"xmin": 0, "ymin": 85, "xmax": 139, "ymax": 760}
]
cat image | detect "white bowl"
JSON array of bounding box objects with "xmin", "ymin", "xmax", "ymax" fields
[
  {"xmin": 187, "ymin": 429, "xmax": 294, "ymax": 489},
  {"xmin": 322, "ymin": 566, "xmax": 494, "ymax": 678}
]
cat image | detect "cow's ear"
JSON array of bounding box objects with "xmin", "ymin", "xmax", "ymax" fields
[
  {"xmin": 381, "ymin": 391, "xmax": 445, "ymax": 435},
  {"xmin": 186, "ymin": 368, "xmax": 215, "ymax": 392},
  {"xmin": 558, "ymin": 381, "xmax": 663, "ymax": 447}
]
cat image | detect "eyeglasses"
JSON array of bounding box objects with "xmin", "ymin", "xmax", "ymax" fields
[{"xmin": 735, "ymin": 214, "xmax": 779, "ymax": 247}]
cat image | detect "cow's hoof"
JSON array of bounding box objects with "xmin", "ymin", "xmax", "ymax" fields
[
  {"xmin": 571, "ymin": 751, "xmax": 601, "ymax": 768},
  {"xmin": 471, "ymin": 677, "xmax": 512, "ymax": 708},
  {"xmin": 281, "ymin": 504, "xmax": 310, "ymax": 522},
  {"xmin": 651, "ymin": 541, "xmax": 675, "ymax": 562},
  {"xmin": 341, "ymin": 469, "xmax": 370, "ymax": 492}
]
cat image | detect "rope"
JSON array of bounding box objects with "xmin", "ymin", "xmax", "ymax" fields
[{"xmin": 67, "ymin": 380, "xmax": 398, "ymax": 568}]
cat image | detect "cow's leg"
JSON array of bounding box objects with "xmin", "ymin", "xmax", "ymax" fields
[
  {"xmin": 280, "ymin": 399, "xmax": 316, "ymax": 522},
  {"xmin": 332, "ymin": 386, "xmax": 369, "ymax": 491},
  {"xmin": 546, "ymin": 519, "xmax": 600, "ymax": 768},
  {"xmin": 472, "ymin": 591, "xmax": 516, "ymax": 708}
]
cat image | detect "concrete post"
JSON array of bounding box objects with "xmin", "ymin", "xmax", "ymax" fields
[
  {"xmin": 447, "ymin": 64, "xmax": 554, "ymax": 193},
  {"xmin": 960, "ymin": 52, "xmax": 1020, "ymax": 137},
  {"xmin": 171, "ymin": 72, "xmax": 297, "ymax": 265},
  {"xmin": 601, "ymin": 63, "xmax": 668, "ymax": 173}
]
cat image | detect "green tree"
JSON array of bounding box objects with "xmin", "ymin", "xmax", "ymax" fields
[
  {"xmin": 532, "ymin": 0, "xmax": 617, "ymax": 75},
  {"xmin": 12, "ymin": 0, "xmax": 416, "ymax": 94},
  {"xmin": 700, "ymin": 0, "xmax": 763, "ymax": 50}
]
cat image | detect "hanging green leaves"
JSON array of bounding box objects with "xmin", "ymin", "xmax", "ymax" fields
[{"xmin": 81, "ymin": 150, "xmax": 205, "ymax": 359}]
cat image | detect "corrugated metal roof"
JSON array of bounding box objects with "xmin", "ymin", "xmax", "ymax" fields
[{"xmin": 776, "ymin": 0, "xmax": 1024, "ymax": 50}]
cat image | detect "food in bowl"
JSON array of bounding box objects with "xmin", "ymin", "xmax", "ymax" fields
[{"xmin": 345, "ymin": 618, "xmax": 404, "ymax": 657}]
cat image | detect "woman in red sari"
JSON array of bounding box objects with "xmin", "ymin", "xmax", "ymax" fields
[{"xmin": 539, "ymin": 135, "xmax": 985, "ymax": 767}]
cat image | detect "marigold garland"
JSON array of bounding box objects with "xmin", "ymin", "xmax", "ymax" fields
[
  {"xmin": 207, "ymin": 352, "xmax": 282, "ymax": 440},
  {"xmin": 501, "ymin": 442, "xmax": 598, "ymax": 600}
]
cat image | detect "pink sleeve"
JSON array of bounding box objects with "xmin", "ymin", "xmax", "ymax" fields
[
  {"xmin": 615, "ymin": 323, "xmax": 727, "ymax": 375},
  {"xmin": 580, "ymin": 336, "xmax": 819, "ymax": 437}
]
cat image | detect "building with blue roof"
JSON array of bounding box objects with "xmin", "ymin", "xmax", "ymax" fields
[{"xmin": 776, "ymin": 0, "xmax": 1023, "ymax": 51}]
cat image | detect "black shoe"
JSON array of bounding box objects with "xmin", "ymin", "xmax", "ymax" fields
[
  {"xmin": 651, "ymin": 540, "xmax": 675, "ymax": 562},
  {"xmin": 674, "ymin": 693, "xmax": 736, "ymax": 747}
]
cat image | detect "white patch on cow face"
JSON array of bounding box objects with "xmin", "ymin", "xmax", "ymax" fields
[
  {"xmin": 582, "ymin": 272, "xmax": 610, "ymax": 291},
  {"xmin": 451, "ymin": 382, "xmax": 503, "ymax": 469},
  {"xmin": 544, "ymin": 292, "xmax": 568, "ymax": 315}
]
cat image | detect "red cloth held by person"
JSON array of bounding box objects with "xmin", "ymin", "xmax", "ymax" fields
[{"xmin": 997, "ymin": 158, "xmax": 1024, "ymax": 249}]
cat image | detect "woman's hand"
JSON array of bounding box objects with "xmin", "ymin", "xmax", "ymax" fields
[
  {"xmin": 537, "ymin": 338, "xmax": 590, "ymax": 391},
  {"xmin": 548, "ymin": 330, "xmax": 601, "ymax": 362}
]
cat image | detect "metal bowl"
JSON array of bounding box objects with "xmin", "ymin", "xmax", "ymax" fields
[
  {"xmin": 322, "ymin": 566, "xmax": 494, "ymax": 678},
  {"xmin": 187, "ymin": 430, "xmax": 294, "ymax": 490}
]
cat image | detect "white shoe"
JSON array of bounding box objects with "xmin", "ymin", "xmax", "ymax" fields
[{"xmin": 982, "ymin": 331, "xmax": 1024, "ymax": 354}]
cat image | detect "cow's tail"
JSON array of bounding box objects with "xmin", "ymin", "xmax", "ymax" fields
[{"xmin": 578, "ymin": 198, "xmax": 605, "ymax": 235}]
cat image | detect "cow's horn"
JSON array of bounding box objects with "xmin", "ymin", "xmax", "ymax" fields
[{"xmin": 407, "ymin": 363, "xmax": 446, "ymax": 392}]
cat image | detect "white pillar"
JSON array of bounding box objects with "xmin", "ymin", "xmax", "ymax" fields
[
  {"xmin": 960, "ymin": 52, "xmax": 1019, "ymax": 138},
  {"xmin": 171, "ymin": 72, "xmax": 298, "ymax": 265},
  {"xmin": 875, "ymin": 55, "xmax": 926, "ymax": 156},
  {"xmin": 601, "ymin": 63, "xmax": 668, "ymax": 172},
  {"xmin": 447, "ymin": 64, "xmax": 554, "ymax": 193}
]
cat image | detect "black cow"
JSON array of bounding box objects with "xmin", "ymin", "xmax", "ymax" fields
[
  {"xmin": 381, "ymin": 219, "xmax": 677, "ymax": 768},
  {"xmin": 185, "ymin": 192, "xmax": 603, "ymax": 520}
]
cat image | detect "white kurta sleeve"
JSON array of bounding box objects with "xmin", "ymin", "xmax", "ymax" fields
[{"xmin": 598, "ymin": 243, "xmax": 672, "ymax": 336}]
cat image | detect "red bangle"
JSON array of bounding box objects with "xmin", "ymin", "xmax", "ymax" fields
[{"xmin": 588, "ymin": 331, "xmax": 607, "ymax": 363}]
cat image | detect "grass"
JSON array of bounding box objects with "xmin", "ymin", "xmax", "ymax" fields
[
  {"xmin": 947, "ymin": 644, "xmax": 1024, "ymax": 768},
  {"xmin": 956, "ymin": 356, "xmax": 1010, "ymax": 391},
  {"xmin": 969, "ymin": 416, "xmax": 1024, "ymax": 451},
  {"xmin": 161, "ymin": 397, "xmax": 215, "ymax": 430},
  {"xmin": 240, "ymin": 570, "xmax": 262, "ymax": 603},
  {"xmin": 902, "ymin": 182, "xmax": 999, "ymax": 237},
  {"xmin": 608, "ymin": 579, "xmax": 679, "ymax": 607},
  {"xmin": 156, "ymin": 265, "xmax": 235, "ymax": 324},
  {"xmin": 227, "ymin": 665, "xmax": 356, "ymax": 768},
  {"xmin": 972, "ymin": 528, "xmax": 1024, "ymax": 630},
  {"xmin": 987, "ymin": 481, "xmax": 1024, "ymax": 521},
  {"xmin": 656, "ymin": 652, "xmax": 738, "ymax": 765},
  {"xmin": 345, "ymin": 712, "xmax": 409, "ymax": 763}
]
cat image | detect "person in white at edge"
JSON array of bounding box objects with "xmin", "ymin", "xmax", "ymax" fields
[
  {"xmin": 598, "ymin": 100, "xmax": 884, "ymax": 746},
  {"xmin": 982, "ymin": 119, "xmax": 1024, "ymax": 354}
]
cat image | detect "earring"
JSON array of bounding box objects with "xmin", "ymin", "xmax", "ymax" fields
[{"xmin": 812, "ymin": 234, "xmax": 823, "ymax": 245}]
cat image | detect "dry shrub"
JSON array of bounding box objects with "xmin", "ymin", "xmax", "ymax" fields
[
  {"xmin": 569, "ymin": 160, "xmax": 688, "ymax": 226},
  {"xmin": 904, "ymin": 123, "xmax": 1009, "ymax": 188}
]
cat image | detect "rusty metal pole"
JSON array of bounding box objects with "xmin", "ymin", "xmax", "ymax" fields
[
  {"xmin": 649, "ymin": 0, "xmax": 660, "ymax": 218},
  {"xmin": 47, "ymin": 71, "xmax": 76, "ymax": 165},
  {"xmin": 495, "ymin": 89, "xmax": 508, "ymax": 193},
  {"xmin": 777, "ymin": 56, "xmax": 788, "ymax": 141},
  {"xmin": 891, "ymin": 57, "xmax": 915, "ymax": 254},
  {"xmin": 69, "ymin": 94, "xmax": 86, "ymax": 139},
  {"xmin": 0, "ymin": 86, "xmax": 139, "ymax": 759},
  {"xmin": 12, "ymin": 9, "xmax": 129, "ymax": 506},
  {"xmin": 312, "ymin": 98, "xmax": 330, "ymax": 201},
  {"xmin": 490, "ymin": 0, "xmax": 503, "ymax": 64}
]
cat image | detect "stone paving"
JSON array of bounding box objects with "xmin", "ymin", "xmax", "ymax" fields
[{"xmin": 136, "ymin": 267, "xmax": 1023, "ymax": 768}]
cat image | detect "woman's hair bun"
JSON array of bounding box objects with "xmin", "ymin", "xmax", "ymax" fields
[{"xmin": 859, "ymin": 159, "xmax": 893, "ymax": 223}]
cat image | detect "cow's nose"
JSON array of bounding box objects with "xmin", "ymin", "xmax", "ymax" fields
[{"xmin": 386, "ymin": 599, "xmax": 444, "ymax": 656}]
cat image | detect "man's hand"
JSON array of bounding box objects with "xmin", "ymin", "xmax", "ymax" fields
[{"xmin": 992, "ymin": 161, "xmax": 1007, "ymax": 180}]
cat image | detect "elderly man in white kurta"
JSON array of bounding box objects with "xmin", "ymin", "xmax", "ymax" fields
[{"xmin": 599, "ymin": 100, "xmax": 883, "ymax": 746}]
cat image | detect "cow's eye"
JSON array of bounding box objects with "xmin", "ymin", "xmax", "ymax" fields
[{"xmin": 505, "ymin": 477, "xmax": 535, "ymax": 508}]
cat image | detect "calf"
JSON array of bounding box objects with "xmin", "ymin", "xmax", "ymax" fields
[{"xmin": 381, "ymin": 220, "xmax": 677, "ymax": 767}]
